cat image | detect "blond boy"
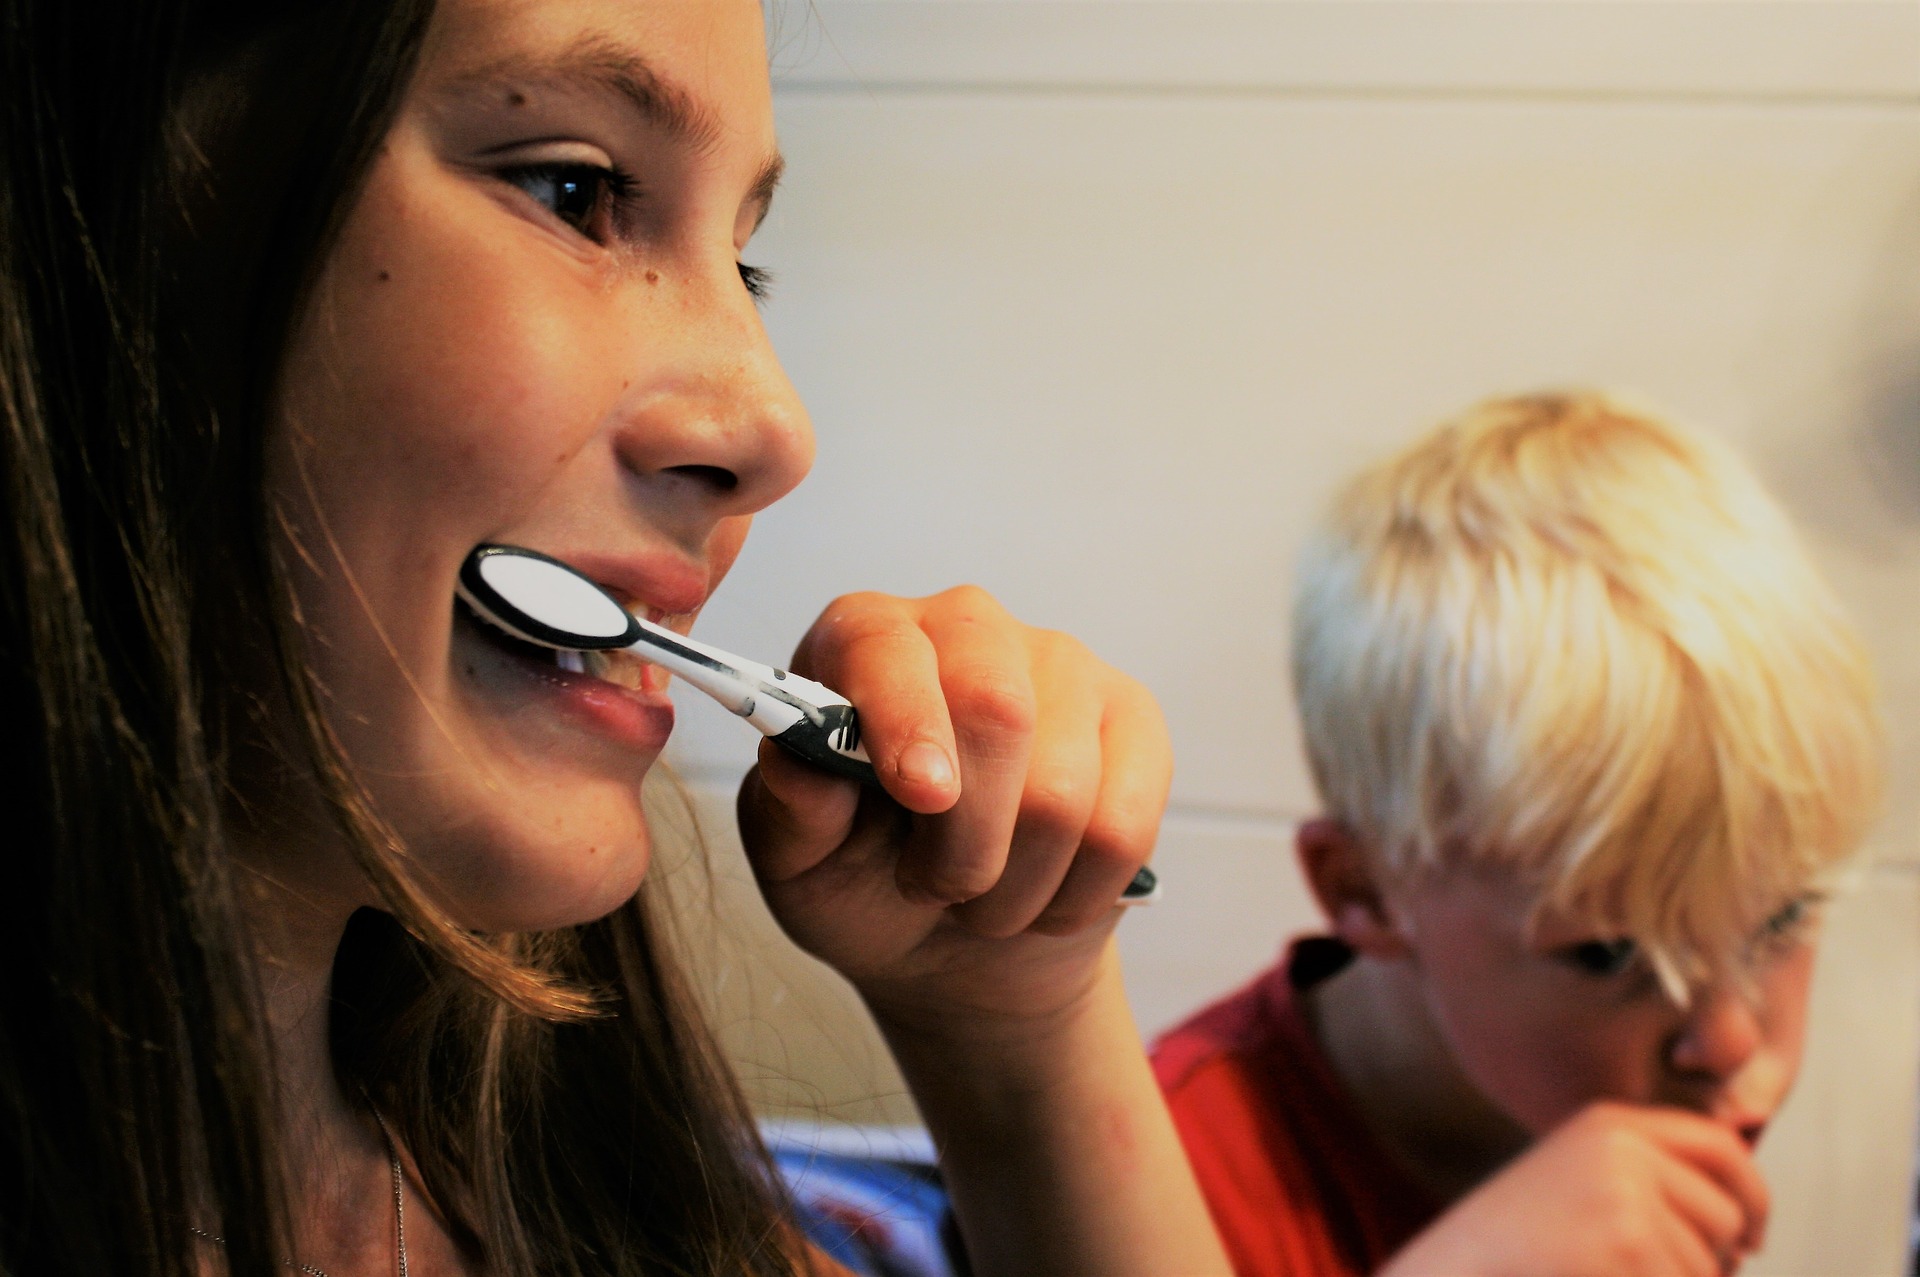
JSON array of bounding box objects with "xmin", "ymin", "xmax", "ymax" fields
[{"xmin": 1152, "ymin": 393, "xmax": 1884, "ymax": 1277}]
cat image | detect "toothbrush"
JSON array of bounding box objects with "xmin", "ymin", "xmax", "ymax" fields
[{"xmin": 456, "ymin": 544, "xmax": 1160, "ymax": 904}]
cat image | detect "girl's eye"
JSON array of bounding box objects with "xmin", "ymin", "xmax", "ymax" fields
[
  {"xmin": 1559, "ymin": 937, "xmax": 1638, "ymax": 978},
  {"xmin": 501, "ymin": 162, "xmax": 630, "ymax": 237},
  {"xmin": 738, "ymin": 262, "xmax": 772, "ymax": 302}
]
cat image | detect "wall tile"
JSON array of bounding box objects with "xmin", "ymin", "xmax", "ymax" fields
[
  {"xmin": 681, "ymin": 91, "xmax": 1918, "ymax": 860},
  {"xmin": 776, "ymin": 2, "xmax": 1920, "ymax": 99},
  {"xmin": 1749, "ymin": 862, "xmax": 1920, "ymax": 1276}
]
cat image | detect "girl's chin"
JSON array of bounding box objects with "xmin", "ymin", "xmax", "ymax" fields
[{"xmin": 437, "ymin": 830, "xmax": 655, "ymax": 933}]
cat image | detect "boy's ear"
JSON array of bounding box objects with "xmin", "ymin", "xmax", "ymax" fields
[{"xmin": 1295, "ymin": 818, "xmax": 1413, "ymax": 959}]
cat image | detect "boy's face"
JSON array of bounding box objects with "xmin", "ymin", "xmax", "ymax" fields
[{"xmin": 1389, "ymin": 867, "xmax": 1819, "ymax": 1147}]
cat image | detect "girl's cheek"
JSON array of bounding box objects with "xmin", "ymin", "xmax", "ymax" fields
[{"xmin": 305, "ymin": 171, "xmax": 632, "ymax": 531}]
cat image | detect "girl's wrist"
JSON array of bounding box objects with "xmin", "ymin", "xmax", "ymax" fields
[{"xmin": 864, "ymin": 945, "xmax": 1131, "ymax": 1111}]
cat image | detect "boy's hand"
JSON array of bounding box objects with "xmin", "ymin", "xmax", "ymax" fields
[
  {"xmin": 736, "ymin": 585, "xmax": 1170, "ymax": 1037},
  {"xmin": 1380, "ymin": 1103, "xmax": 1768, "ymax": 1277}
]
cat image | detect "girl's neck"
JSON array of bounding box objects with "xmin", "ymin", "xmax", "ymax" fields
[
  {"xmin": 1303, "ymin": 953, "xmax": 1530, "ymax": 1204},
  {"xmin": 240, "ymin": 872, "xmax": 401, "ymax": 1272}
]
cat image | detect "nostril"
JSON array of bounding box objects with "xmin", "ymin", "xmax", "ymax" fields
[{"xmin": 666, "ymin": 464, "xmax": 739, "ymax": 492}]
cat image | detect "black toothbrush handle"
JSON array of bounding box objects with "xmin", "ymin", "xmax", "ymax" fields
[{"xmin": 769, "ymin": 717, "xmax": 880, "ymax": 786}]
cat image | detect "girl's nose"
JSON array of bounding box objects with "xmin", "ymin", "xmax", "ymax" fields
[
  {"xmin": 608, "ymin": 257, "xmax": 815, "ymax": 519},
  {"xmin": 1667, "ymin": 984, "xmax": 1765, "ymax": 1081}
]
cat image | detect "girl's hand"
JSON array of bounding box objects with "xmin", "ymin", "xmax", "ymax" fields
[
  {"xmin": 736, "ymin": 586, "xmax": 1228, "ymax": 1276},
  {"xmin": 735, "ymin": 585, "xmax": 1171, "ymax": 1041}
]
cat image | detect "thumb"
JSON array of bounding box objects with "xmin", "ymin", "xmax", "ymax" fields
[{"xmin": 736, "ymin": 738, "xmax": 864, "ymax": 884}]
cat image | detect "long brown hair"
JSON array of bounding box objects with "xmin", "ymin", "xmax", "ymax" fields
[{"xmin": 0, "ymin": 2, "xmax": 800, "ymax": 1272}]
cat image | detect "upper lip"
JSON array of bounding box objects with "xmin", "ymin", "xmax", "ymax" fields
[{"xmin": 542, "ymin": 547, "xmax": 711, "ymax": 631}]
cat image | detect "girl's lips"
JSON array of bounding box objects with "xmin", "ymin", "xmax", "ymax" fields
[
  {"xmin": 454, "ymin": 601, "xmax": 674, "ymax": 755},
  {"xmin": 554, "ymin": 548, "xmax": 712, "ymax": 620}
]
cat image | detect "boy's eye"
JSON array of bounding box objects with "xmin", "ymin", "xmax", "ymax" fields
[
  {"xmin": 1558, "ymin": 937, "xmax": 1638, "ymax": 978},
  {"xmin": 1758, "ymin": 894, "xmax": 1821, "ymax": 946},
  {"xmin": 501, "ymin": 162, "xmax": 629, "ymax": 237},
  {"xmin": 1764, "ymin": 898, "xmax": 1806, "ymax": 935}
]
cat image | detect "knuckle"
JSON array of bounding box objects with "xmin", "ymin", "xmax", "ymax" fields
[
  {"xmin": 1081, "ymin": 798, "xmax": 1161, "ymax": 863},
  {"xmin": 1030, "ymin": 903, "xmax": 1101, "ymax": 937},
  {"xmin": 1029, "ymin": 625, "xmax": 1092, "ymax": 667},
  {"xmin": 1596, "ymin": 1124, "xmax": 1645, "ymax": 1168},
  {"xmin": 913, "ymin": 859, "xmax": 1001, "ymax": 905},
  {"xmin": 809, "ymin": 592, "xmax": 907, "ymax": 643},
  {"xmin": 932, "ymin": 582, "xmax": 1000, "ymax": 616},
  {"xmin": 954, "ymin": 901, "xmax": 1029, "ymax": 941},
  {"xmin": 1605, "ymin": 1216, "xmax": 1664, "ymax": 1268},
  {"xmin": 1020, "ymin": 770, "xmax": 1096, "ymax": 839},
  {"xmin": 947, "ymin": 670, "xmax": 1036, "ymax": 741},
  {"xmin": 1076, "ymin": 828, "xmax": 1147, "ymax": 887},
  {"xmin": 1584, "ymin": 1100, "xmax": 1635, "ymax": 1126},
  {"xmin": 1614, "ymin": 1234, "xmax": 1660, "ymax": 1273}
]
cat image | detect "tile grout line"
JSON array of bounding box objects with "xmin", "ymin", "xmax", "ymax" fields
[{"xmin": 773, "ymin": 79, "xmax": 1920, "ymax": 114}]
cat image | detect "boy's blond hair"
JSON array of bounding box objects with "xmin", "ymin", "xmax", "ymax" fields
[{"xmin": 1292, "ymin": 392, "xmax": 1883, "ymax": 993}]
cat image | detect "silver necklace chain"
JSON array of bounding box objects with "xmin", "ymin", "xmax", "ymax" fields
[{"xmin": 191, "ymin": 1107, "xmax": 408, "ymax": 1277}]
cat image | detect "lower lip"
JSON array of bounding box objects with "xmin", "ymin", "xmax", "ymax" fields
[{"xmin": 458, "ymin": 610, "xmax": 675, "ymax": 755}]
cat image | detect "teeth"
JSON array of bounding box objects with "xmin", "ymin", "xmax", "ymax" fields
[{"xmin": 558, "ymin": 647, "xmax": 654, "ymax": 691}]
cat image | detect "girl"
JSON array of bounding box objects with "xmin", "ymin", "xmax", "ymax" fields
[{"xmin": 0, "ymin": 0, "xmax": 1230, "ymax": 1273}]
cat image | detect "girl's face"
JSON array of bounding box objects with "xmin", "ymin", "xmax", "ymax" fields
[{"xmin": 269, "ymin": 0, "xmax": 810, "ymax": 930}]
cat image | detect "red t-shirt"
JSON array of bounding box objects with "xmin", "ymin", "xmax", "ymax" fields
[{"xmin": 1152, "ymin": 938, "xmax": 1441, "ymax": 1277}]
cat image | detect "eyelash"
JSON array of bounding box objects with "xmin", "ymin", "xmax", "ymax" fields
[
  {"xmin": 1560, "ymin": 937, "xmax": 1638, "ymax": 979},
  {"xmin": 738, "ymin": 263, "xmax": 772, "ymax": 302},
  {"xmin": 1557, "ymin": 895, "xmax": 1822, "ymax": 982},
  {"xmin": 502, "ymin": 160, "xmax": 637, "ymax": 239},
  {"xmin": 1759, "ymin": 894, "xmax": 1821, "ymax": 947},
  {"xmin": 499, "ymin": 160, "xmax": 773, "ymax": 303}
]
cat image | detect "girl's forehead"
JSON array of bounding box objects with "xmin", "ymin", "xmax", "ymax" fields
[{"xmin": 419, "ymin": 0, "xmax": 775, "ymax": 129}]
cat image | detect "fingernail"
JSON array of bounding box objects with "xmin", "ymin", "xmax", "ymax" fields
[{"xmin": 898, "ymin": 740, "xmax": 955, "ymax": 789}]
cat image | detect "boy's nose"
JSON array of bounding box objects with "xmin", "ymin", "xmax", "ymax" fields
[{"xmin": 1667, "ymin": 984, "xmax": 1765, "ymax": 1081}]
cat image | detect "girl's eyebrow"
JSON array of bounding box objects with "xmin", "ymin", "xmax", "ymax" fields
[
  {"xmin": 445, "ymin": 36, "xmax": 720, "ymax": 150},
  {"xmin": 442, "ymin": 34, "xmax": 784, "ymax": 223}
]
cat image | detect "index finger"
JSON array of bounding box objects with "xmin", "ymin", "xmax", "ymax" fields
[
  {"xmin": 793, "ymin": 592, "xmax": 960, "ymax": 815},
  {"xmin": 1633, "ymin": 1109, "xmax": 1770, "ymax": 1254}
]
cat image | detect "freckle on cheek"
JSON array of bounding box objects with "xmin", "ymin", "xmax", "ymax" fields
[
  {"xmin": 377, "ymin": 270, "xmax": 391, "ymax": 282},
  {"xmin": 645, "ymin": 270, "xmax": 659, "ymax": 284},
  {"xmin": 507, "ymin": 91, "xmax": 526, "ymax": 108}
]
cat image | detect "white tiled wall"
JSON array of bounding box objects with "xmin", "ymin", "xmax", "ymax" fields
[{"xmin": 661, "ymin": 5, "xmax": 1920, "ymax": 1273}]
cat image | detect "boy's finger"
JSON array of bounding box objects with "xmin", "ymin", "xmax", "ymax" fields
[
  {"xmin": 1032, "ymin": 673, "xmax": 1172, "ymax": 934},
  {"xmin": 1637, "ymin": 1111, "xmax": 1769, "ymax": 1252},
  {"xmin": 792, "ymin": 593, "xmax": 961, "ymax": 816},
  {"xmin": 1655, "ymin": 1155, "xmax": 1749, "ymax": 1270},
  {"xmin": 1649, "ymin": 1209, "xmax": 1725, "ymax": 1277}
]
